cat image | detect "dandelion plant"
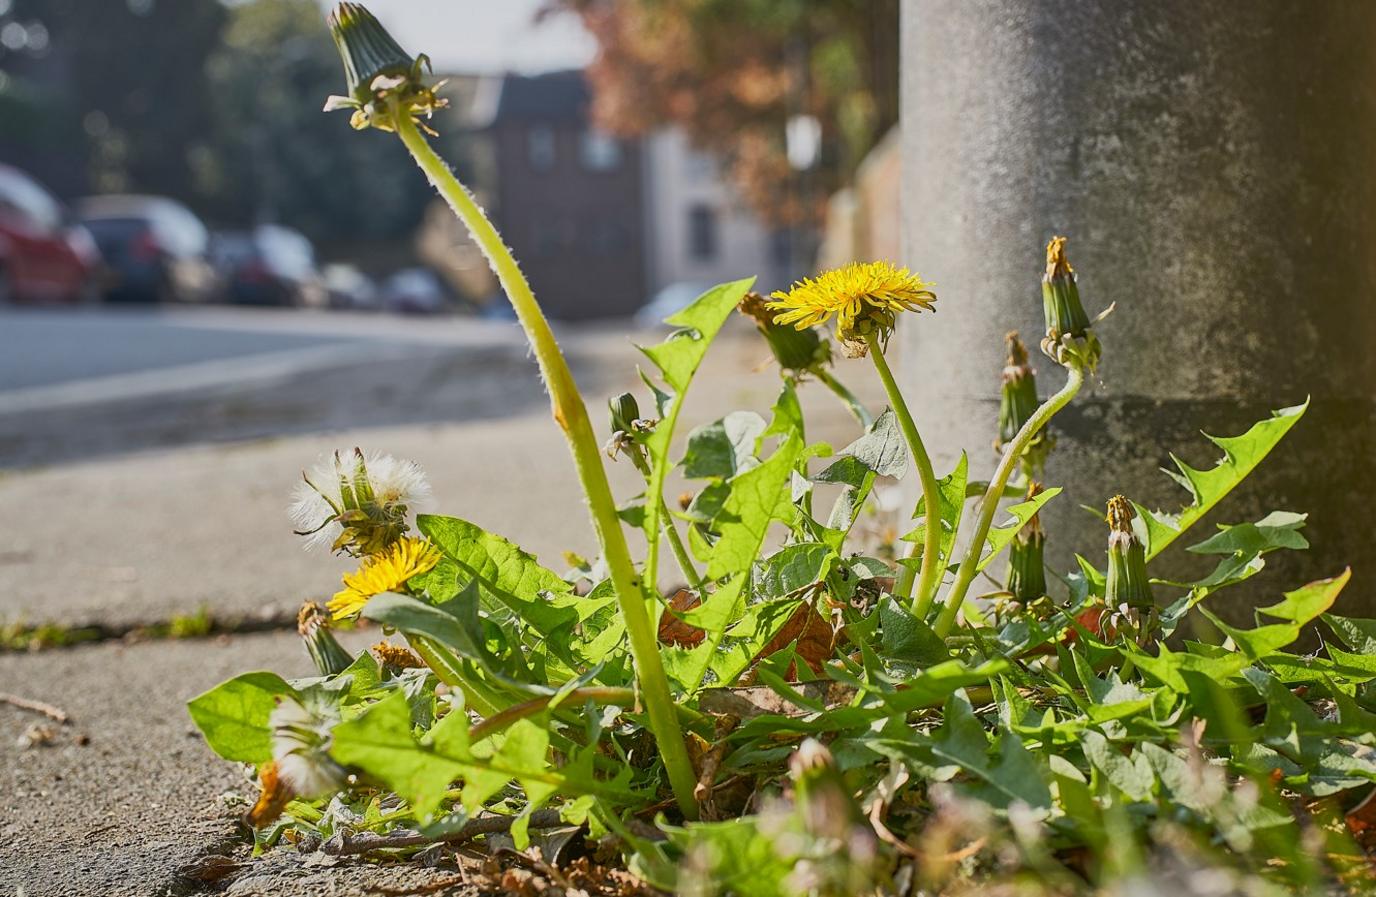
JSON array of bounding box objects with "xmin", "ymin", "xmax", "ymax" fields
[{"xmin": 184, "ymin": 5, "xmax": 1375, "ymax": 893}]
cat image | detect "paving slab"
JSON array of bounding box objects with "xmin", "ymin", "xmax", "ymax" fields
[{"xmin": 0, "ymin": 630, "xmax": 482, "ymax": 897}]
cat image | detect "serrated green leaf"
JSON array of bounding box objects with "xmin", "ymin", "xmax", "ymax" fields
[
  {"xmin": 1137, "ymin": 401, "xmax": 1307, "ymax": 560},
  {"xmin": 974, "ymin": 487, "xmax": 1062, "ymax": 573},
  {"xmin": 1324, "ymin": 614, "xmax": 1376, "ymax": 654},
  {"xmin": 900, "ymin": 453, "xmax": 968, "ymax": 573},
  {"xmin": 187, "ymin": 671, "xmax": 296, "ymax": 763},
  {"xmin": 757, "ymin": 542, "xmax": 835, "ymax": 599},
  {"xmin": 1082, "ymin": 730, "xmax": 1155, "ymax": 801},
  {"xmin": 638, "ymin": 279, "xmax": 755, "ymax": 392},
  {"xmin": 706, "ymin": 435, "xmax": 802, "ymax": 580}
]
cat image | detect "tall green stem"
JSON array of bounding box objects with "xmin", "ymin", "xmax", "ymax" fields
[
  {"xmin": 864, "ymin": 331, "xmax": 942, "ymax": 613},
  {"xmin": 815, "ymin": 368, "xmax": 874, "ymax": 428},
  {"xmin": 393, "ymin": 114, "xmax": 698, "ymax": 819},
  {"xmin": 935, "ymin": 363, "xmax": 1085, "ymax": 637}
]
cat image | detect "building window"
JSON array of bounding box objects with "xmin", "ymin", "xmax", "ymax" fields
[
  {"xmin": 527, "ymin": 126, "xmax": 556, "ymax": 171},
  {"xmin": 579, "ymin": 129, "xmax": 622, "ymax": 171},
  {"xmin": 688, "ymin": 204, "xmax": 717, "ymax": 261}
]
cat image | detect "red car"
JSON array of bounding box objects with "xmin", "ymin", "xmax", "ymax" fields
[{"xmin": 0, "ymin": 164, "xmax": 100, "ymax": 304}]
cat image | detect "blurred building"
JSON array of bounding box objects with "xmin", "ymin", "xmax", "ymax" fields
[
  {"xmin": 428, "ymin": 69, "xmax": 792, "ymax": 320},
  {"xmin": 641, "ymin": 127, "xmax": 791, "ymax": 303}
]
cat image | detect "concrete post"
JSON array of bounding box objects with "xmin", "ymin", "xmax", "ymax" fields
[{"xmin": 899, "ymin": 1, "xmax": 1376, "ymax": 616}]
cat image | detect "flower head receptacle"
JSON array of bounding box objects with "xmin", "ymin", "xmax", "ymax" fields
[
  {"xmin": 324, "ymin": 2, "xmax": 447, "ymax": 133},
  {"xmin": 290, "ymin": 448, "xmax": 430, "ymax": 557},
  {"xmin": 768, "ymin": 261, "xmax": 935, "ymax": 358},
  {"xmin": 1040, "ymin": 236, "xmax": 1102, "ymax": 370},
  {"xmin": 329, "ymin": 535, "xmax": 441, "ymax": 621},
  {"xmin": 1006, "ymin": 483, "xmax": 1048, "ymax": 603},
  {"xmin": 1105, "ymin": 495, "xmax": 1153, "ymax": 611},
  {"xmin": 738, "ymin": 291, "xmax": 831, "ymax": 373},
  {"xmin": 297, "ymin": 601, "xmax": 354, "ymax": 677},
  {"xmin": 997, "ymin": 331, "xmax": 1053, "ymax": 475}
]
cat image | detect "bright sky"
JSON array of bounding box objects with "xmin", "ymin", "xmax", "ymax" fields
[{"xmin": 314, "ymin": 0, "xmax": 596, "ymax": 74}]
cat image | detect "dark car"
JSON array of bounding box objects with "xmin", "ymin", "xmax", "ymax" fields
[
  {"xmin": 211, "ymin": 226, "xmax": 325, "ymax": 307},
  {"xmin": 76, "ymin": 195, "xmax": 217, "ymax": 303},
  {"xmin": 0, "ymin": 165, "xmax": 100, "ymax": 304}
]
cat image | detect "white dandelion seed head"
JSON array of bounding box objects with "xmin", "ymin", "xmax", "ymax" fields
[
  {"xmin": 270, "ymin": 697, "xmax": 344, "ymax": 799},
  {"xmin": 287, "ymin": 450, "xmax": 432, "ymax": 551},
  {"xmin": 361, "ymin": 452, "xmax": 432, "ymax": 508}
]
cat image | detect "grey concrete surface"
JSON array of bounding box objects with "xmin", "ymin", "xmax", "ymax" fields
[
  {"xmin": 899, "ymin": 0, "xmax": 1376, "ymax": 616},
  {"xmin": 0, "ymin": 630, "xmax": 477, "ymax": 897}
]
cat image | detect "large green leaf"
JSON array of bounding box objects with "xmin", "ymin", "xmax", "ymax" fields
[
  {"xmin": 187, "ymin": 671, "xmax": 295, "ymax": 763},
  {"xmin": 681, "ymin": 411, "xmax": 766, "ymax": 480},
  {"xmin": 706, "ymin": 434, "xmax": 803, "ymax": 580},
  {"xmin": 638, "ymin": 279, "xmax": 756, "ymax": 591},
  {"xmin": 1136, "ymin": 401, "xmax": 1307, "ymax": 560}
]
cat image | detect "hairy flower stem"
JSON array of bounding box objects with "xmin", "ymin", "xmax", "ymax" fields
[
  {"xmin": 935, "ymin": 363, "xmax": 1085, "ymax": 637},
  {"xmin": 393, "ymin": 113, "xmax": 698, "ymax": 819},
  {"xmin": 863, "ymin": 331, "xmax": 942, "ymax": 613},
  {"xmin": 815, "ymin": 368, "xmax": 875, "ymax": 428}
]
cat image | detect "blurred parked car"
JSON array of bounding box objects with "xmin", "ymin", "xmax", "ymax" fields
[
  {"xmin": 322, "ymin": 263, "xmax": 379, "ymax": 311},
  {"xmin": 380, "ymin": 268, "xmax": 447, "ymax": 315},
  {"xmin": 633, "ymin": 282, "xmax": 710, "ymax": 328},
  {"xmin": 0, "ymin": 164, "xmax": 101, "ymax": 304},
  {"xmin": 76, "ymin": 195, "xmax": 217, "ymax": 303},
  {"xmin": 211, "ymin": 226, "xmax": 326, "ymax": 307}
]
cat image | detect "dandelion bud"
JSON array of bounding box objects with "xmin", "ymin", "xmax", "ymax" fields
[
  {"xmin": 1104, "ymin": 495, "xmax": 1153, "ymax": 610},
  {"xmin": 997, "ymin": 332, "xmax": 1054, "ymax": 474},
  {"xmin": 1039, "ymin": 236, "xmax": 1102, "ymax": 370},
  {"xmin": 324, "ymin": 3, "xmax": 447, "ymax": 133},
  {"xmin": 738, "ymin": 292, "xmax": 830, "ymax": 373},
  {"xmin": 1006, "ymin": 483, "xmax": 1047, "ymax": 602},
  {"xmin": 297, "ymin": 602, "xmax": 354, "ymax": 677},
  {"xmin": 608, "ymin": 392, "xmax": 642, "ymax": 437},
  {"xmin": 789, "ymin": 739, "xmax": 863, "ymax": 836}
]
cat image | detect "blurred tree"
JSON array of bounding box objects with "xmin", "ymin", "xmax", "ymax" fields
[
  {"xmin": 0, "ymin": 0, "xmax": 225, "ymax": 199},
  {"xmin": 201, "ymin": 0, "xmax": 433, "ymax": 246},
  {"xmin": 550, "ymin": 0, "xmax": 899, "ymax": 226}
]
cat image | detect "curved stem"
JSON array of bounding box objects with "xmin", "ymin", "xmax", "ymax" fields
[
  {"xmin": 394, "ymin": 115, "xmax": 698, "ymax": 819},
  {"xmin": 864, "ymin": 331, "xmax": 942, "ymax": 613},
  {"xmin": 935, "ymin": 364, "xmax": 1085, "ymax": 637},
  {"xmin": 815, "ymin": 368, "xmax": 874, "ymax": 428},
  {"xmin": 660, "ymin": 499, "xmax": 707, "ymax": 594}
]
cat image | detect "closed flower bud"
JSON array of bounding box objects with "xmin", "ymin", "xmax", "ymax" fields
[
  {"xmin": 997, "ymin": 332, "xmax": 1053, "ymax": 474},
  {"xmin": 1039, "ymin": 236, "xmax": 1102, "ymax": 370},
  {"xmin": 738, "ymin": 292, "xmax": 830, "ymax": 373},
  {"xmin": 1104, "ymin": 495, "xmax": 1153, "ymax": 610},
  {"xmin": 608, "ymin": 392, "xmax": 642, "ymax": 437},
  {"xmin": 297, "ymin": 601, "xmax": 354, "ymax": 677},
  {"xmin": 1006, "ymin": 483, "xmax": 1047, "ymax": 602},
  {"xmin": 323, "ymin": 3, "xmax": 447, "ymax": 133}
]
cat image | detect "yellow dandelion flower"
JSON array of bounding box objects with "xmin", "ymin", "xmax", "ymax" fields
[
  {"xmin": 767, "ymin": 261, "xmax": 935, "ymax": 347},
  {"xmin": 328, "ymin": 536, "xmax": 441, "ymax": 621}
]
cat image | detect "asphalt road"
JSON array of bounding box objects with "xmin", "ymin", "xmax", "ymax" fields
[{"xmin": 0, "ymin": 304, "xmax": 624, "ymax": 468}]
